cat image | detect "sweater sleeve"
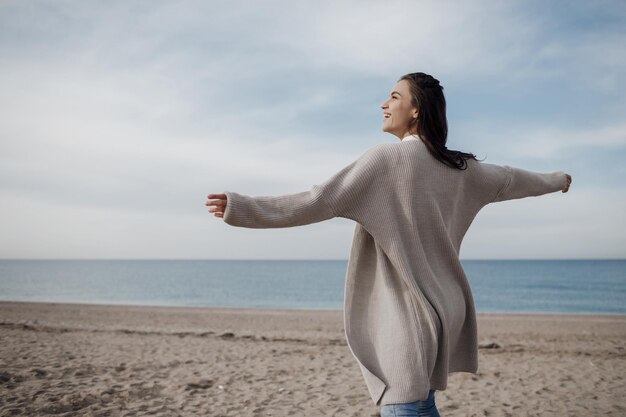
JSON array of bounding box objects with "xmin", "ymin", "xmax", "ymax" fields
[
  {"xmin": 222, "ymin": 146, "xmax": 383, "ymax": 228},
  {"xmin": 221, "ymin": 187, "xmax": 334, "ymax": 228},
  {"xmin": 486, "ymin": 164, "xmax": 568, "ymax": 203}
]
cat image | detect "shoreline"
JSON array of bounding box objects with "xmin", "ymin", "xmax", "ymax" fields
[
  {"xmin": 1, "ymin": 301, "xmax": 625, "ymax": 416},
  {"xmin": 1, "ymin": 299, "xmax": 624, "ymax": 317}
]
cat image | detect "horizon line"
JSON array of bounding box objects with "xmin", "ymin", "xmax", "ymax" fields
[{"xmin": 0, "ymin": 258, "xmax": 624, "ymax": 262}]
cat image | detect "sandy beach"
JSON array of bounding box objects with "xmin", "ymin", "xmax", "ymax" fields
[{"xmin": 0, "ymin": 301, "xmax": 624, "ymax": 417}]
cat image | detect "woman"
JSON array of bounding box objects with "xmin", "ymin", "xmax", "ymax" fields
[{"xmin": 205, "ymin": 72, "xmax": 572, "ymax": 417}]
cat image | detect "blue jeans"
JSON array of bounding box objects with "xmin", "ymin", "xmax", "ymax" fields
[{"xmin": 380, "ymin": 390, "xmax": 440, "ymax": 417}]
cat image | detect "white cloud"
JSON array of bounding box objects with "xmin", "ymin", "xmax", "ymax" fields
[
  {"xmin": 0, "ymin": 61, "xmax": 369, "ymax": 215},
  {"xmin": 455, "ymin": 119, "xmax": 626, "ymax": 160},
  {"xmin": 463, "ymin": 186, "xmax": 626, "ymax": 259},
  {"xmin": 1, "ymin": 0, "xmax": 625, "ymax": 258},
  {"xmin": 226, "ymin": 1, "xmax": 535, "ymax": 82}
]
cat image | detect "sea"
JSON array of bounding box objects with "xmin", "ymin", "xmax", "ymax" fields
[{"xmin": 0, "ymin": 259, "xmax": 624, "ymax": 314}]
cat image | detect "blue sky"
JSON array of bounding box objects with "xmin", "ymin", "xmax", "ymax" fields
[{"xmin": 0, "ymin": 0, "xmax": 624, "ymax": 259}]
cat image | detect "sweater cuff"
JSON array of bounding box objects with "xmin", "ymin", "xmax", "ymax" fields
[
  {"xmin": 222, "ymin": 191, "xmax": 243, "ymax": 226},
  {"xmin": 552, "ymin": 171, "xmax": 568, "ymax": 192}
]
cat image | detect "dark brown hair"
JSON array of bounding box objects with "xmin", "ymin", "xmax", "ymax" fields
[{"xmin": 399, "ymin": 72, "xmax": 482, "ymax": 170}]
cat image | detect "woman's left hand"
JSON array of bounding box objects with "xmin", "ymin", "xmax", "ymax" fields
[
  {"xmin": 205, "ymin": 193, "xmax": 227, "ymax": 218},
  {"xmin": 562, "ymin": 174, "xmax": 572, "ymax": 193}
]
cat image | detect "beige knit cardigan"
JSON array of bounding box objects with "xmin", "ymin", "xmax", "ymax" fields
[{"xmin": 222, "ymin": 136, "xmax": 568, "ymax": 406}]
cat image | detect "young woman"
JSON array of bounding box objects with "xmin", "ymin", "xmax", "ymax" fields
[{"xmin": 206, "ymin": 72, "xmax": 572, "ymax": 417}]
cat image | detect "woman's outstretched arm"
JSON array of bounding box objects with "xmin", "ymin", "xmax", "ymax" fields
[
  {"xmin": 480, "ymin": 163, "xmax": 572, "ymax": 204},
  {"xmin": 206, "ymin": 186, "xmax": 334, "ymax": 228},
  {"xmin": 206, "ymin": 145, "xmax": 385, "ymax": 229}
]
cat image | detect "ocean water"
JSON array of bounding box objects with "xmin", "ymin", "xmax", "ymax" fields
[{"xmin": 0, "ymin": 259, "xmax": 624, "ymax": 314}]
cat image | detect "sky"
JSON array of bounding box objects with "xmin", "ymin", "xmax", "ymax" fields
[{"xmin": 0, "ymin": 0, "xmax": 625, "ymax": 260}]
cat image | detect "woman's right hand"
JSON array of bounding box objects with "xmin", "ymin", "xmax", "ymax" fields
[
  {"xmin": 206, "ymin": 193, "xmax": 227, "ymax": 218},
  {"xmin": 562, "ymin": 174, "xmax": 572, "ymax": 193}
]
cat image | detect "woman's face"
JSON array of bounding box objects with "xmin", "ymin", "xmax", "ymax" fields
[{"xmin": 380, "ymin": 79, "xmax": 418, "ymax": 139}]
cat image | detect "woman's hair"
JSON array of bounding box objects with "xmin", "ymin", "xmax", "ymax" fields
[{"xmin": 399, "ymin": 72, "xmax": 483, "ymax": 170}]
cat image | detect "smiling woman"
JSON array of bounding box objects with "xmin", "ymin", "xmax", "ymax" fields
[
  {"xmin": 380, "ymin": 82, "xmax": 417, "ymax": 139},
  {"xmin": 204, "ymin": 72, "xmax": 571, "ymax": 415},
  {"xmin": 382, "ymin": 72, "xmax": 481, "ymax": 170}
]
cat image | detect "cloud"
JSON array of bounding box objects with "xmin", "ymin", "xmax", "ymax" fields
[
  {"xmin": 0, "ymin": 60, "xmax": 367, "ymax": 215},
  {"xmin": 463, "ymin": 186, "xmax": 626, "ymax": 259},
  {"xmin": 455, "ymin": 119, "xmax": 626, "ymax": 160},
  {"xmin": 0, "ymin": 0, "xmax": 625, "ymax": 258},
  {"xmin": 267, "ymin": 1, "xmax": 535, "ymax": 78}
]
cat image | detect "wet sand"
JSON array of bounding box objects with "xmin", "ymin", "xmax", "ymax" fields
[{"xmin": 0, "ymin": 301, "xmax": 624, "ymax": 416}]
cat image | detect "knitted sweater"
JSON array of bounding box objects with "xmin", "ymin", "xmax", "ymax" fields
[{"xmin": 222, "ymin": 135, "xmax": 568, "ymax": 406}]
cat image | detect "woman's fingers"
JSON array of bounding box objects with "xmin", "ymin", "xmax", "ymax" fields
[
  {"xmin": 563, "ymin": 174, "xmax": 572, "ymax": 193},
  {"xmin": 205, "ymin": 193, "xmax": 228, "ymax": 217},
  {"xmin": 205, "ymin": 199, "xmax": 225, "ymax": 207},
  {"xmin": 206, "ymin": 201, "xmax": 225, "ymax": 212}
]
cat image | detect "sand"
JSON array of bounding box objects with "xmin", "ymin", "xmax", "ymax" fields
[{"xmin": 0, "ymin": 301, "xmax": 624, "ymax": 417}]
